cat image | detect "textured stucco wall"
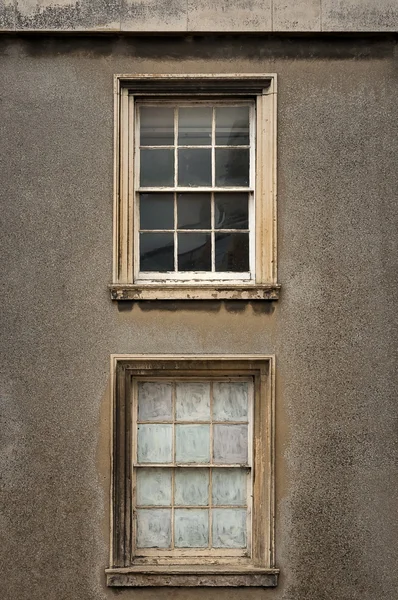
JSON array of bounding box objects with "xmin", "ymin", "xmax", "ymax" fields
[
  {"xmin": 0, "ymin": 0, "xmax": 398, "ymax": 32},
  {"xmin": 1, "ymin": 34, "xmax": 397, "ymax": 600}
]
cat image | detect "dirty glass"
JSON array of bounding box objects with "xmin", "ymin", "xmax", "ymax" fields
[
  {"xmin": 140, "ymin": 148, "xmax": 174, "ymax": 187},
  {"xmin": 212, "ymin": 508, "xmax": 247, "ymax": 548},
  {"xmin": 178, "ymin": 107, "xmax": 212, "ymax": 146},
  {"xmin": 212, "ymin": 468, "xmax": 247, "ymax": 506},
  {"xmin": 178, "ymin": 148, "xmax": 212, "ymax": 186},
  {"xmin": 176, "ymin": 424, "xmax": 210, "ymax": 463},
  {"xmin": 215, "ymin": 232, "xmax": 249, "ymax": 272},
  {"xmin": 215, "ymin": 148, "xmax": 249, "ymax": 187},
  {"xmin": 140, "ymin": 193, "xmax": 174, "ymax": 230},
  {"xmin": 137, "ymin": 424, "xmax": 173, "ymax": 463},
  {"xmin": 213, "ymin": 424, "xmax": 248, "ymax": 464},
  {"xmin": 176, "ymin": 382, "xmax": 211, "ymax": 421},
  {"xmin": 215, "ymin": 107, "xmax": 250, "ymax": 146},
  {"xmin": 214, "ymin": 193, "xmax": 248, "ymax": 229},
  {"xmin": 138, "ymin": 381, "xmax": 173, "ymax": 421},
  {"xmin": 175, "ymin": 509, "xmax": 209, "ymax": 547},
  {"xmin": 177, "ymin": 233, "xmax": 211, "ymax": 271},
  {"xmin": 212, "ymin": 381, "xmax": 248, "ymax": 421},
  {"xmin": 140, "ymin": 107, "xmax": 174, "ymax": 146},
  {"xmin": 177, "ymin": 193, "xmax": 211, "ymax": 229},
  {"xmin": 136, "ymin": 509, "xmax": 172, "ymax": 548},
  {"xmin": 175, "ymin": 468, "xmax": 209, "ymax": 506},
  {"xmin": 136, "ymin": 468, "xmax": 172, "ymax": 506},
  {"xmin": 140, "ymin": 232, "xmax": 174, "ymax": 272}
]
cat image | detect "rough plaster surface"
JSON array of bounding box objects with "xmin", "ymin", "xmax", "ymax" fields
[
  {"xmin": 0, "ymin": 34, "xmax": 398, "ymax": 600},
  {"xmin": 0, "ymin": 0, "xmax": 397, "ymax": 31}
]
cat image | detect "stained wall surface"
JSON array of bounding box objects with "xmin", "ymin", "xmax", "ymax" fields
[{"xmin": 0, "ymin": 34, "xmax": 397, "ymax": 600}]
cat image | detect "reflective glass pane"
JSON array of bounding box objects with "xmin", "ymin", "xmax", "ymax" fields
[
  {"xmin": 214, "ymin": 193, "xmax": 248, "ymax": 229},
  {"xmin": 140, "ymin": 193, "xmax": 174, "ymax": 230},
  {"xmin": 215, "ymin": 148, "xmax": 249, "ymax": 187},
  {"xmin": 178, "ymin": 233, "xmax": 211, "ymax": 271},
  {"xmin": 137, "ymin": 424, "xmax": 173, "ymax": 463},
  {"xmin": 212, "ymin": 382, "xmax": 248, "ymax": 422},
  {"xmin": 212, "ymin": 469, "xmax": 247, "ymax": 506},
  {"xmin": 140, "ymin": 107, "xmax": 174, "ymax": 146},
  {"xmin": 212, "ymin": 508, "xmax": 246, "ymax": 548},
  {"xmin": 175, "ymin": 469, "xmax": 209, "ymax": 506},
  {"xmin": 140, "ymin": 233, "xmax": 174, "ymax": 272},
  {"xmin": 136, "ymin": 508, "xmax": 171, "ymax": 548},
  {"xmin": 176, "ymin": 382, "xmax": 210, "ymax": 421},
  {"xmin": 176, "ymin": 425, "xmax": 210, "ymax": 463},
  {"xmin": 215, "ymin": 232, "xmax": 249, "ymax": 272},
  {"xmin": 215, "ymin": 107, "xmax": 250, "ymax": 146},
  {"xmin": 213, "ymin": 424, "xmax": 248, "ymax": 464},
  {"xmin": 178, "ymin": 149, "xmax": 211, "ymax": 186},
  {"xmin": 138, "ymin": 382, "xmax": 173, "ymax": 422},
  {"xmin": 178, "ymin": 107, "xmax": 212, "ymax": 146},
  {"xmin": 140, "ymin": 149, "xmax": 174, "ymax": 187},
  {"xmin": 175, "ymin": 509, "xmax": 209, "ymax": 547},
  {"xmin": 177, "ymin": 193, "xmax": 211, "ymax": 229},
  {"xmin": 136, "ymin": 468, "xmax": 172, "ymax": 506}
]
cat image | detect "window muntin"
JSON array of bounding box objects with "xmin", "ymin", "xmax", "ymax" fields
[
  {"xmin": 135, "ymin": 101, "xmax": 255, "ymax": 281},
  {"xmin": 132, "ymin": 378, "xmax": 253, "ymax": 557}
]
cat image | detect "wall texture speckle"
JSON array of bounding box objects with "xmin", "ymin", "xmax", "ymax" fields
[{"xmin": 0, "ymin": 34, "xmax": 397, "ymax": 600}]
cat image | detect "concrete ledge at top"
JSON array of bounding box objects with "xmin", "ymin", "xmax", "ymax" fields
[{"xmin": 0, "ymin": 0, "xmax": 397, "ymax": 32}]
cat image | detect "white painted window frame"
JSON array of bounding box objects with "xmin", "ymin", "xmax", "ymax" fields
[{"xmin": 110, "ymin": 74, "xmax": 279, "ymax": 301}]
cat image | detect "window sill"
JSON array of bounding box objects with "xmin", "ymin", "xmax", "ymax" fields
[
  {"xmin": 109, "ymin": 284, "xmax": 280, "ymax": 301},
  {"xmin": 106, "ymin": 566, "xmax": 279, "ymax": 587}
]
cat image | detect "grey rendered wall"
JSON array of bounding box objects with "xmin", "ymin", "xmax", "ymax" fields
[{"xmin": 1, "ymin": 34, "xmax": 397, "ymax": 600}]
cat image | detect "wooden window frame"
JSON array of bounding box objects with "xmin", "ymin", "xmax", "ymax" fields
[
  {"xmin": 110, "ymin": 74, "xmax": 280, "ymax": 302},
  {"xmin": 106, "ymin": 354, "xmax": 279, "ymax": 588}
]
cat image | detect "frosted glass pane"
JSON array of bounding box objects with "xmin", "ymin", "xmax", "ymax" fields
[
  {"xmin": 175, "ymin": 509, "xmax": 209, "ymax": 547},
  {"xmin": 136, "ymin": 509, "xmax": 171, "ymax": 548},
  {"xmin": 137, "ymin": 424, "xmax": 172, "ymax": 463},
  {"xmin": 212, "ymin": 508, "xmax": 247, "ymax": 548},
  {"xmin": 212, "ymin": 382, "xmax": 248, "ymax": 422},
  {"xmin": 136, "ymin": 468, "xmax": 172, "ymax": 506},
  {"xmin": 138, "ymin": 382, "xmax": 173, "ymax": 422},
  {"xmin": 176, "ymin": 382, "xmax": 210, "ymax": 421},
  {"xmin": 175, "ymin": 468, "xmax": 209, "ymax": 506},
  {"xmin": 176, "ymin": 425, "xmax": 210, "ymax": 463},
  {"xmin": 212, "ymin": 469, "xmax": 247, "ymax": 506},
  {"xmin": 213, "ymin": 424, "xmax": 248, "ymax": 464}
]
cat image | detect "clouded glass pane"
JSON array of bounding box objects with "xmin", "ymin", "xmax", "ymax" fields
[
  {"xmin": 176, "ymin": 425, "xmax": 210, "ymax": 463},
  {"xmin": 178, "ymin": 233, "xmax": 211, "ymax": 271},
  {"xmin": 175, "ymin": 469, "xmax": 209, "ymax": 506},
  {"xmin": 136, "ymin": 468, "xmax": 172, "ymax": 506},
  {"xmin": 140, "ymin": 233, "xmax": 174, "ymax": 272},
  {"xmin": 175, "ymin": 509, "xmax": 209, "ymax": 547},
  {"xmin": 215, "ymin": 107, "xmax": 250, "ymax": 146},
  {"xmin": 215, "ymin": 149, "xmax": 249, "ymax": 187},
  {"xmin": 140, "ymin": 193, "xmax": 174, "ymax": 230},
  {"xmin": 212, "ymin": 508, "xmax": 247, "ymax": 548},
  {"xmin": 178, "ymin": 107, "xmax": 212, "ymax": 146},
  {"xmin": 213, "ymin": 424, "xmax": 248, "ymax": 464},
  {"xmin": 178, "ymin": 149, "xmax": 211, "ymax": 186},
  {"xmin": 212, "ymin": 469, "xmax": 247, "ymax": 506},
  {"xmin": 215, "ymin": 232, "xmax": 249, "ymax": 272},
  {"xmin": 214, "ymin": 193, "xmax": 248, "ymax": 229},
  {"xmin": 212, "ymin": 382, "xmax": 248, "ymax": 422},
  {"xmin": 140, "ymin": 107, "xmax": 174, "ymax": 146},
  {"xmin": 177, "ymin": 193, "xmax": 211, "ymax": 229},
  {"xmin": 140, "ymin": 149, "xmax": 174, "ymax": 187},
  {"xmin": 137, "ymin": 424, "xmax": 173, "ymax": 463},
  {"xmin": 176, "ymin": 382, "xmax": 210, "ymax": 421},
  {"xmin": 138, "ymin": 382, "xmax": 173, "ymax": 422},
  {"xmin": 136, "ymin": 509, "xmax": 171, "ymax": 548}
]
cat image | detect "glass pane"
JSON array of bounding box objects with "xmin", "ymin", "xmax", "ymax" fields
[
  {"xmin": 175, "ymin": 468, "xmax": 209, "ymax": 506},
  {"xmin": 212, "ymin": 382, "xmax": 248, "ymax": 422},
  {"xmin": 140, "ymin": 193, "xmax": 174, "ymax": 230},
  {"xmin": 213, "ymin": 424, "xmax": 248, "ymax": 464},
  {"xmin": 138, "ymin": 382, "xmax": 173, "ymax": 422},
  {"xmin": 215, "ymin": 232, "xmax": 249, "ymax": 272},
  {"xmin": 176, "ymin": 382, "xmax": 210, "ymax": 421},
  {"xmin": 175, "ymin": 509, "xmax": 209, "ymax": 547},
  {"xmin": 178, "ymin": 107, "xmax": 212, "ymax": 146},
  {"xmin": 212, "ymin": 469, "xmax": 247, "ymax": 506},
  {"xmin": 212, "ymin": 508, "xmax": 246, "ymax": 548},
  {"xmin": 215, "ymin": 106, "xmax": 250, "ymax": 146},
  {"xmin": 137, "ymin": 424, "xmax": 173, "ymax": 463},
  {"xmin": 178, "ymin": 233, "xmax": 211, "ymax": 271},
  {"xmin": 140, "ymin": 233, "xmax": 174, "ymax": 272},
  {"xmin": 178, "ymin": 148, "xmax": 211, "ymax": 186},
  {"xmin": 140, "ymin": 149, "xmax": 174, "ymax": 187},
  {"xmin": 140, "ymin": 107, "xmax": 174, "ymax": 146},
  {"xmin": 136, "ymin": 508, "xmax": 171, "ymax": 548},
  {"xmin": 176, "ymin": 425, "xmax": 210, "ymax": 463},
  {"xmin": 177, "ymin": 193, "xmax": 211, "ymax": 229},
  {"xmin": 136, "ymin": 468, "xmax": 172, "ymax": 506},
  {"xmin": 215, "ymin": 193, "xmax": 248, "ymax": 229},
  {"xmin": 215, "ymin": 148, "xmax": 249, "ymax": 187}
]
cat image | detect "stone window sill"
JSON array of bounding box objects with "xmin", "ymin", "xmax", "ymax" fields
[{"xmin": 109, "ymin": 284, "xmax": 281, "ymax": 301}]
